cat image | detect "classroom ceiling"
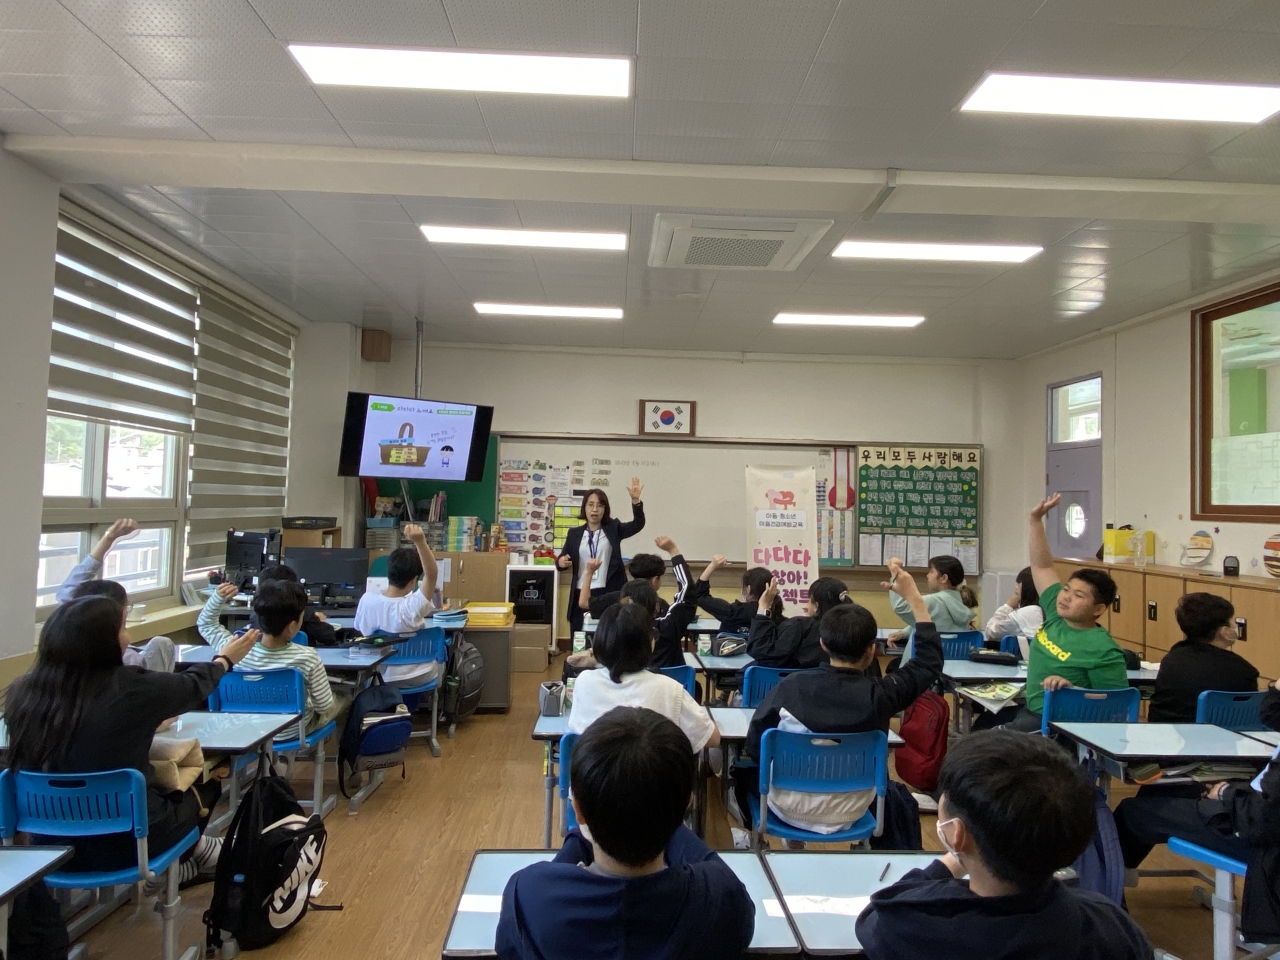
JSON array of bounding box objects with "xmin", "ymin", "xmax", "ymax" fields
[{"xmin": 4, "ymin": 0, "xmax": 1280, "ymax": 357}]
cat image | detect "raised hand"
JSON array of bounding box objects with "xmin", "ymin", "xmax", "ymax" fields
[
  {"xmin": 1031, "ymin": 493, "xmax": 1061, "ymax": 522},
  {"xmin": 654, "ymin": 535, "xmax": 677, "ymax": 554},
  {"xmin": 216, "ymin": 582, "xmax": 239, "ymax": 602},
  {"xmin": 221, "ymin": 628, "xmax": 260, "ymax": 664},
  {"xmin": 627, "ymin": 477, "xmax": 643, "ymax": 503}
]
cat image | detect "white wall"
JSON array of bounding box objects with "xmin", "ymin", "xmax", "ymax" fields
[{"xmin": 0, "ymin": 152, "xmax": 59, "ymax": 662}]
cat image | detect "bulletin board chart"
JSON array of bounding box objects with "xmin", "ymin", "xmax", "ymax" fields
[{"xmin": 855, "ymin": 445, "xmax": 982, "ymax": 575}]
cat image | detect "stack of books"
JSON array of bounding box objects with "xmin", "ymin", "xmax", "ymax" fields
[
  {"xmin": 432, "ymin": 609, "xmax": 468, "ymax": 629},
  {"xmin": 447, "ymin": 516, "xmax": 482, "ymax": 551}
]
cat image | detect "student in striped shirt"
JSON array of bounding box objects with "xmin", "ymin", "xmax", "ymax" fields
[{"xmin": 199, "ymin": 580, "xmax": 346, "ymax": 736}]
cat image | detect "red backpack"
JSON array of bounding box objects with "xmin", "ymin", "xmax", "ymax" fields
[{"xmin": 895, "ymin": 691, "xmax": 950, "ymax": 792}]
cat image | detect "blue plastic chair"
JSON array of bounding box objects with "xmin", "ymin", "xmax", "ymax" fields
[
  {"xmin": 1168, "ymin": 837, "xmax": 1259, "ymax": 960},
  {"xmin": 939, "ymin": 631, "xmax": 985, "ymax": 660},
  {"xmin": 376, "ymin": 626, "xmax": 449, "ymax": 757},
  {"xmin": 660, "ymin": 664, "xmax": 697, "ymax": 698},
  {"xmin": 558, "ymin": 733, "xmax": 579, "ymax": 837},
  {"xmin": 747, "ymin": 729, "xmax": 888, "ymax": 847},
  {"xmin": 1196, "ymin": 690, "xmax": 1268, "ymax": 731},
  {"xmin": 1041, "ymin": 686, "xmax": 1140, "ymax": 735},
  {"xmin": 290, "ymin": 630, "xmax": 309, "ymax": 646},
  {"xmin": 999, "ymin": 635, "xmax": 1023, "ymax": 659},
  {"xmin": 742, "ymin": 666, "xmax": 803, "ymax": 708},
  {"xmin": 345, "ymin": 717, "xmax": 414, "ymax": 814},
  {"xmin": 0, "ymin": 768, "xmax": 199, "ymax": 960},
  {"xmin": 212, "ymin": 668, "xmax": 337, "ymax": 818}
]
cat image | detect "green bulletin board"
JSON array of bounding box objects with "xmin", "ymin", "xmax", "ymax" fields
[
  {"xmin": 855, "ymin": 445, "xmax": 982, "ymax": 575},
  {"xmin": 375, "ymin": 433, "xmax": 499, "ymax": 524}
]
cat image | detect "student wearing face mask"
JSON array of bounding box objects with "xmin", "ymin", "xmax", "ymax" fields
[{"xmin": 557, "ymin": 479, "xmax": 646, "ymax": 638}]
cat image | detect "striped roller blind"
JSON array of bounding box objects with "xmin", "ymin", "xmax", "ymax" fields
[
  {"xmin": 49, "ymin": 220, "xmax": 198, "ymax": 433},
  {"xmin": 187, "ymin": 291, "xmax": 294, "ymax": 571}
]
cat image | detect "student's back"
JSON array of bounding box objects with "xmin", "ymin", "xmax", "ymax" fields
[{"xmin": 1149, "ymin": 592, "xmax": 1258, "ymax": 723}]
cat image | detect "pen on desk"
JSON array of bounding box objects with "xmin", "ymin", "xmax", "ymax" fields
[{"xmin": 879, "ymin": 862, "xmax": 891, "ymax": 881}]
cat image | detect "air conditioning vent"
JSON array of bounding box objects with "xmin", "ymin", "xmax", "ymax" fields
[{"xmin": 648, "ymin": 214, "xmax": 834, "ymax": 271}]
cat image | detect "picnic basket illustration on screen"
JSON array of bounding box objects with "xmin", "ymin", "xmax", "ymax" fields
[{"xmin": 379, "ymin": 422, "xmax": 431, "ymax": 466}]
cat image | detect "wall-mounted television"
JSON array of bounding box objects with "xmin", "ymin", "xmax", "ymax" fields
[{"xmin": 338, "ymin": 392, "xmax": 493, "ymax": 482}]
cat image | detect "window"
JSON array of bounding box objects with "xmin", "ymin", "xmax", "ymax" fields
[
  {"xmin": 1050, "ymin": 376, "xmax": 1102, "ymax": 445},
  {"xmin": 44, "ymin": 416, "xmax": 90, "ymax": 498},
  {"xmin": 1194, "ymin": 282, "xmax": 1280, "ymax": 521},
  {"xmin": 106, "ymin": 426, "xmax": 175, "ymax": 498}
]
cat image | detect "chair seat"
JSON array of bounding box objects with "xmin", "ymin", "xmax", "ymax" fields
[
  {"xmin": 746, "ymin": 794, "xmax": 878, "ymax": 843},
  {"xmin": 274, "ymin": 719, "xmax": 337, "ymax": 754},
  {"xmin": 1169, "ymin": 837, "xmax": 1247, "ymax": 877},
  {"xmin": 395, "ymin": 678, "xmax": 439, "ymax": 697},
  {"xmin": 43, "ymin": 827, "xmax": 199, "ymax": 889}
]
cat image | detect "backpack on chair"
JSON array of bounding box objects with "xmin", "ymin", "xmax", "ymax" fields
[
  {"xmin": 895, "ymin": 690, "xmax": 950, "ymax": 793},
  {"xmin": 337, "ymin": 679, "xmax": 410, "ymax": 799},
  {"xmin": 443, "ymin": 636, "xmax": 485, "ymax": 722}
]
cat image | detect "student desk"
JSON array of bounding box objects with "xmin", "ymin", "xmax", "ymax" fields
[
  {"xmin": 531, "ymin": 713, "xmax": 569, "ymax": 849},
  {"xmin": 708, "ymin": 708, "xmax": 904, "ymax": 748},
  {"xmin": 0, "ymin": 847, "xmax": 74, "ymax": 957},
  {"xmin": 441, "ymin": 849, "xmax": 800, "ymax": 957},
  {"xmin": 1243, "ymin": 729, "xmax": 1280, "ymax": 748},
  {"xmin": 1050, "ymin": 722, "xmax": 1274, "ymax": 789},
  {"xmin": 582, "ymin": 617, "xmax": 723, "ymax": 636},
  {"xmin": 762, "ymin": 850, "xmax": 938, "ymax": 955},
  {"xmin": 176, "ymin": 643, "xmax": 392, "ymax": 686}
]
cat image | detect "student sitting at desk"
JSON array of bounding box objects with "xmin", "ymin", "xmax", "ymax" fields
[
  {"xmin": 497, "ymin": 707, "xmax": 752, "ymax": 960},
  {"xmin": 566, "ymin": 604, "xmax": 718, "ymax": 751},
  {"xmin": 56, "ymin": 517, "xmax": 175, "ymax": 672},
  {"xmin": 579, "ymin": 549, "xmax": 669, "ymax": 621},
  {"xmin": 994, "ymin": 494, "xmax": 1127, "ymax": 733},
  {"xmin": 737, "ymin": 559, "xmax": 941, "ymax": 836},
  {"xmin": 983, "ymin": 566, "xmax": 1043, "ymax": 645},
  {"xmin": 245, "ymin": 564, "xmax": 337, "ymax": 647},
  {"xmin": 6, "ymin": 597, "xmax": 256, "ymax": 886},
  {"xmin": 1148, "ymin": 592, "xmax": 1258, "ymax": 723},
  {"xmin": 353, "ymin": 523, "xmax": 440, "ymax": 691},
  {"xmin": 888, "ymin": 555, "xmax": 978, "ymax": 660},
  {"xmin": 745, "ymin": 575, "xmax": 851, "ymax": 669},
  {"xmin": 855, "ymin": 730, "xmax": 1152, "ymax": 960},
  {"xmin": 200, "ymin": 580, "xmax": 344, "ymax": 737},
  {"xmin": 694, "ymin": 558, "xmax": 782, "ymax": 634}
]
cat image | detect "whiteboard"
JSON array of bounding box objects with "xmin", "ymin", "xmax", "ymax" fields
[{"xmin": 500, "ymin": 437, "xmax": 825, "ymax": 562}]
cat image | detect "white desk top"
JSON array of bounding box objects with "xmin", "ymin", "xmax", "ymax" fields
[
  {"xmin": 531, "ymin": 712, "xmax": 569, "ymax": 741},
  {"xmin": 763, "ymin": 851, "xmax": 938, "ymax": 954},
  {"xmin": 696, "ymin": 652, "xmax": 755, "ymax": 674},
  {"xmin": 708, "ymin": 708, "xmax": 904, "ymax": 748},
  {"xmin": 583, "ymin": 617, "xmax": 723, "ymax": 635},
  {"xmin": 941, "ymin": 660, "xmax": 1157, "ymax": 684},
  {"xmin": 442, "ymin": 849, "xmax": 798, "ymax": 956},
  {"xmin": 0, "ymin": 847, "xmax": 74, "ymax": 902},
  {"xmin": 684, "ymin": 651, "xmax": 700, "ymax": 670},
  {"xmin": 1051, "ymin": 722, "xmax": 1277, "ymax": 761},
  {"xmin": 154, "ymin": 711, "xmax": 301, "ymax": 753},
  {"xmin": 176, "ymin": 643, "xmax": 392, "ymax": 671},
  {"xmin": 1242, "ymin": 729, "xmax": 1280, "ymax": 748}
]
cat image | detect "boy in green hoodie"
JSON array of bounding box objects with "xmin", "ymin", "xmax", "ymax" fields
[{"xmin": 998, "ymin": 494, "xmax": 1127, "ymax": 732}]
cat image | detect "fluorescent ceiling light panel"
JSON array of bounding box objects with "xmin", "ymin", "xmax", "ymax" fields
[
  {"xmin": 475, "ymin": 303, "xmax": 623, "ymax": 320},
  {"xmin": 962, "ymin": 73, "xmax": 1280, "ymax": 123},
  {"xmin": 421, "ymin": 225, "xmax": 626, "ymax": 251},
  {"xmin": 289, "ymin": 44, "xmax": 630, "ymax": 97},
  {"xmin": 773, "ymin": 313, "xmax": 925, "ymax": 328},
  {"xmin": 833, "ymin": 240, "xmax": 1042, "ymax": 263}
]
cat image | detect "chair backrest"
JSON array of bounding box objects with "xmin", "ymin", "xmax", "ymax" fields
[
  {"xmin": 0, "ymin": 768, "xmax": 148, "ymax": 840},
  {"xmin": 1042, "ymin": 687, "xmax": 1140, "ymax": 735},
  {"xmin": 559, "ymin": 733, "xmax": 579, "ymax": 833},
  {"xmin": 939, "ymin": 631, "xmax": 984, "ymax": 660},
  {"xmin": 1196, "ymin": 690, "xmax": 1269, "ymax": 731},
  {"xmin": 659, "ymin": 665, "xmax": 697, "ymax": 696},
  {"xmin": 211, "ymin": 667, "xmax": 306, "ymax": 714},
  {"xmin": 743, "ymin": 666, "xmax": 802, "ymax": 708},
  {"xmin": 291, "ymin": 630, "xmax": 309, "ymax": 646},
  {"xmin": 998, "ymin": 635, "xmax": 1022, "ymax": 659},
  {"xmin": 758, "ymin": 729, "xmax": 888, "ymax": 798},
  {"xmin": 380, "ymin": 626, "xmax": 448, "ymax": 666},
  {"xmin": 359, "ymin": 718, "xmax": 414, "ymax": 757}
]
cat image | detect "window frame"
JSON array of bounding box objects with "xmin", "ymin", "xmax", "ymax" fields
[
  {"xmin": 39, "ymin": 416, "xmax": 189, "ymax": 617},
  {"xmin": 1046, "ymin": 373, "xmax": 1104, "ymax": 453},
  {"xmin": 1192, "ymin": 281, "xmax": 1280, "ymax": 522}
]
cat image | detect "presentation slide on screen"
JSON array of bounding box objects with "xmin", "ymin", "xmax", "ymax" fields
[{"xmin": 358, "ymin": 395, "xmax": 478, "ymax": 481}]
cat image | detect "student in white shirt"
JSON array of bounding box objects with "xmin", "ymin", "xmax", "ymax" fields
[
  {"xmin": 353, "ymin": 523, "xmax": 440, "ymax": 689},
  {"xmin": 567, "ymin": 603, "xmax": 719, "ymax": 752},
  {"xmin": 983, "ymin": 567, "xmax": 1044, "ymax": 644}
]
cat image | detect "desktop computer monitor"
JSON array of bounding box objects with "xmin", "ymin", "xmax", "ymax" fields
[
  {"xmin": 224, "ymin": 529, "xmax": 281, "ymax": 588},
  {"xmin": 283, "ymin": 547, "xmax": 370, "ymax": 606}
]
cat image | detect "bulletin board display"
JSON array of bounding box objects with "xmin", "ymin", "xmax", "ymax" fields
[{"xmin": 855, "ymin": 445, "xmax": 982, "ymax": 575}]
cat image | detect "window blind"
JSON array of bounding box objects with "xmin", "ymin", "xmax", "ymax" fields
[
  {"xmin": 49, "ymin": 220, "xmax": 197, "ymax": 434},
  {"xmin": 187, "ymin": 292, "xmax": 293, "ymax": 571}
]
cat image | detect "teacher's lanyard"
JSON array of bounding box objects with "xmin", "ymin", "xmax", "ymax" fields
[{"xmin": 587, "ymin": 529, "xmax": 600, "ymax": 560}]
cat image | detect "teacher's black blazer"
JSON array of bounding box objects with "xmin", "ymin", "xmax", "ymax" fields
[{"xmin": 557, "ymin": 502, "xmax": 646, "ymax": 594}]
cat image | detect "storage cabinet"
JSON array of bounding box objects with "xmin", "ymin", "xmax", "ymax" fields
[
  {"xmin": 1105, "ymin": 568, "xmax": 1146, "ymax": 657},
  {"xmin": 1229, "ymin": 588, "xmax": 1280, "ymax": 683},
  {"xmin": 439, "ymin": 552, "xmax": 509, "ymax": 604},
  {"xmin": 1143, "ymin": 574, "xmax": 1185, "ymax": 657}
]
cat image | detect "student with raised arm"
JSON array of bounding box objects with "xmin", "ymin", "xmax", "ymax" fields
[
  {"xmin": 746, "ymin": 575, "xmax": 852, "ymax": 669},
  {"xmin": 354, "ymin": 522, "xmax": 440, "ymax": 690},
  {"xmin": 1000, "ymin": 494, "xmax": 1127, "ymax": 732},
  {"xmin": 695, "ymin": 557, "xmax": 782, "ymax": 634}
]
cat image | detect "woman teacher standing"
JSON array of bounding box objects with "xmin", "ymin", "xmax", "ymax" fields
[{"xmin": 557, "ymin": 478, "xmax": 645, "ymax": 637}]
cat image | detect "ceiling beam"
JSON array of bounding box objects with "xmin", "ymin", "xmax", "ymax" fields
[{"xmin": 8, "ymin": 135, "xmax": 1280, "ymax": 224}]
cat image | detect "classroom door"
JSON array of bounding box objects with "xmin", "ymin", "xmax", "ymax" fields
[{"xmin": 1046, "ymin": 376, "xmax": 1103, "ymax": 561}]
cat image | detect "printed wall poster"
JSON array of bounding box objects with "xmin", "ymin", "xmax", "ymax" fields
[{"xmin": 746, "ymin": 465, "xmax": 821, "ymax": 616}]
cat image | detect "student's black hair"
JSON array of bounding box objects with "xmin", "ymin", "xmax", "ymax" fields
[
  {"xmin": 71, "ymin": 578, "xmax": 128, "ymax": 606},
  {"xmin": 809, "ymin": 576, "xmax": 851, "ymax": 618},
  {"xmin": 591, "ymin": 603, "xmax": 653, "ymax": 683},
  {"xmin": 1069, "ymin": 568, "xmax": 1117, "ymax": 608},
  {"xmin": 627, "ymin": 553, "xmax": 665, "ymax": 581},
  {"xmin": 1176, "ymin": 592, "xmax": 1234, "ymax": 643},
  {"xmin": 938, "ymin": 730, "xmax": 1095, "ymax": 892},
  {"xmin": 744, "ymin": 567, "xmax": 783, "ymax": 624},
  {"xmin": 252, "ymin": 580, "xmax": 308, "ymax": 636},
  {"xmin": 570, "ymin": 706, "xmax": 695, "ymax": 867},
  {"xmin": 931, "ymin": 555, "xmax": 978, "ymax": 609},
  {"xmin": 6, "ymin": 597, "xmax": 125, "ymax": 772},
  {"xmin": 578, "ymin": 488, "xmax": 612, "ymax": 525},
  {"xmin": 386, "ymin": 546, "xmax": 423, "ymax": 589},
  {"xmin": 1015, "ymin": 566, "xmax": 1039, "ymax": 609},
  {"xmin": 620, "ymin": 579, "xmax": 659, "ymax": 616},
  {"xmin": 820, "ymin": 604, "xmax": 879, "ymax": 662},
  {"xmin": 257, "ymin": 564, "xmax": 299, "ymax": 584}
]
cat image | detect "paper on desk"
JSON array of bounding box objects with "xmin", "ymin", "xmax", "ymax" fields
[
  {"xmin": 458, "ymin": 894, "xmax": 503, "ymax": 913},
  {"xmin": 763, "ymin": 895, "xmax": 872, "ymax": 917}
]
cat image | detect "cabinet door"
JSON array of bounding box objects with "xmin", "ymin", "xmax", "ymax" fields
[
  {"xmin": 1230, "ymin": 587, "xmax": 1280, "ymax": 682},
  {"xmin": 1143, "ymin": 574, "xmax": 1185, "ymax": 656},
  {"xmin": 1106, "ymin": 568, "xmax": 1146, "ymax": 651},
  {"xmin": 1190, "ymin": 580, "xmax": 1233, "ymax": 600},
  {"xmin": 457, "ymin": 554, "xmax": 510, "ymax": 603}
]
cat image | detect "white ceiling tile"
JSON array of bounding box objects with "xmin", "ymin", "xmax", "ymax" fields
[
  {"xmin": 637, "ymin": 58, "xmax": 809, "ymax": 105},
  {"xmin": 195, "ymin": 115, "xmax": 351, "ymax": 144},
  {"xmin": 0, "ymin": 107, "xmax": 67, "ymax": 134},
  {"xmin": 1225, "ymin": 0, "xmax": 1280, "ymax": 32},
  {"xmin": 1166, "ymin": 30, "xmax": 1280, "ymax": 84},
  {"xmin": 247, "ymin": 0, "xmax": 456, "ymax": 46},
  {"xmin": 0, "ymin": 0, "xmax": 79, "ymax": 32},
  {"xmin": 342, "ymin": 123, "xmax": 496, "ymax": 153},
  {"xmin": 443, "ymin": 0, "xmax": 637, "ymax": 55},
  {"xmin": 634, "ymin": 100, "xmax": 790, "ymax": 140},
  {"xmin": 633, "ymin": 135, "xmax": 776, "ymax": 164},
  {"xmin": 105, "ymin": 34, "xmax": 302, "ymax": 83},
  {"xmin": 56, "ymin": 0, "xmax": 270, "ymax": 38},
  {"xmin": 1031, "ymin": 0, "xmax": 1253, "ymax": 28},
  {"xmin": 0, "ymin": 70, "xmax": 175, "ymax": 114},
  {"xmin": 991, "ymin": 20, "xmax": 1212, "ymax": 76},
  {"xmin": 490, "ymin": 132, "xmax": 633, "ymax": 160},
  {"xmin": 637, "ymin": 0, "xmax": 839, "ymax": 62},
  {"xmin": 479, "ymin": 95, "xmax": 633, "ymax": 137},
  {"xmin": 315, "ymin": 86, "xmax": 488, "ymax": 127},
  {"xmin": 513, "ymin": 200, "xmax": 632, "ymax": 232},
  {"xmin": 38, "ymin": 109, "xmax": 207, "ymax": 137},
  {"xmin": 150, "ymin": 78, "xmax": 332, "ymax": 119}
]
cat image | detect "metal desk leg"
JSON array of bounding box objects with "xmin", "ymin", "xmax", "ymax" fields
[{"xmin": 542, "ymin": 742, "xmax": 554, "ymax": 849}]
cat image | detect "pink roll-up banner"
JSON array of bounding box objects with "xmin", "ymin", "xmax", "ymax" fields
[{"xmin": 745, "ymin": 465, "xmax": 821, "ymax": 617}]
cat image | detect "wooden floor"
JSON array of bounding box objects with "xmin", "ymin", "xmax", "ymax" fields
[{"xmin": 84, "ymin": 656, "xmax": 1218, "ymax": 959}]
